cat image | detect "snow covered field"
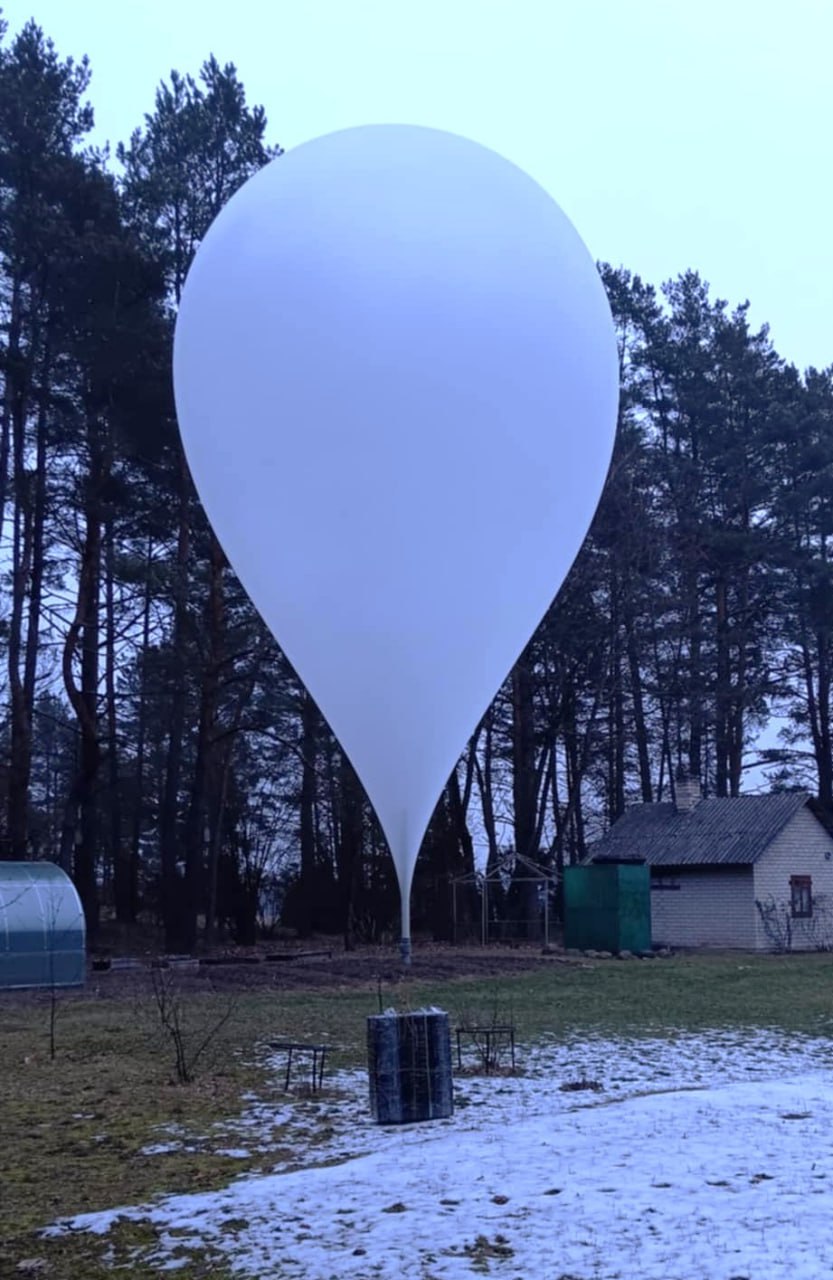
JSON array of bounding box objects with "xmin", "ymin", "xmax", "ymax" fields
[{"xmin": 56, "ymin": 1028, "xmax": 833, "ymax": 1279}]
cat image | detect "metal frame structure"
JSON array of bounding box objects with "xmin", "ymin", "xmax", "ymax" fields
[{"xmin": 451, "ymin": 854, "xmax": 556, "ymax": 947}]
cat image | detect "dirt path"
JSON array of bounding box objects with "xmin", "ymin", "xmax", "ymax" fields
[{"xmin": 5, "ymin": 942, "xmax": 573, "ymax": 1003}]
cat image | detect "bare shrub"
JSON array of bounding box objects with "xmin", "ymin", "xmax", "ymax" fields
[
  {"xmin": 755, "ymin": 897, "xmax": 792, "ymax": 953},
  {"xmin": 147, "ymin": 969, "xmax": 236, "ymax": 1084},
  {"xmin": 756, "ymin": 895, "xmax": 833, "ymax": 953},
  {"xmin": 455, "ymin": 986, "xmax": 516, "ymax": 1074}
]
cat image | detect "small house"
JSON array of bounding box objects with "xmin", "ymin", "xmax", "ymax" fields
[{"xmin": 587, "ymin": 776, "xmax": 833, "ymax": 951}]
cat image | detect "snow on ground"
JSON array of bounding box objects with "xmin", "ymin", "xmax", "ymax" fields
[{"xmin": 55, "ymin": 1027, "xmax": 833, "ymax": 1279}]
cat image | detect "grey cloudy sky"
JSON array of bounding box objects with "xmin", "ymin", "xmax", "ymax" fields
[{"xmin": 4, "ymin": 0, "xmax": 831, "ymax": 370}]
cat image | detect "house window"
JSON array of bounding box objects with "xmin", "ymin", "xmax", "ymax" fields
[
  {"xmin": 651, "ymin": 875, "xmax": 681, "ymax": 891},
  {"xmin": 790, "ymin": 876, "xmax": 813, "ymax": 919}
]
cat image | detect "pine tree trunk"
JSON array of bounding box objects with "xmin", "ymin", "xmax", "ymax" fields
[
  {"xmin": 128, "ymin": 537, "xmax": 154, "ymax": 922},
  {"xmin": 686, "ymin": 567, "xmax": 704, "ymax": 779},
  {"xmin": 336, "ymin": 754, "xmax": 364, "ymax": 951},
  {"xmin": 607, "ymin": 584, "xmax": 626, "ymax": 822},
  {"xmin": 205, "ymin": 639, "xmax": 264, "ymax": 944},
  {"xmin": 181, "ymin": 533, "xmax": 225, "ymax": 950},
  {"xmin": 447, "ymin": 765, "xmax": 475, "ymax": 876},
  {"xmin": 0, "ymin": 276, "xmax": 19, "ymax": 550},
  {"xmin": 727, "ymin": 570, "xmax": 750, "ymax": 797},
  {"xmin": 474, "ymin": 709, "xmax": 499, "ymax": 874},
  {"xmin": 160, "ymin": 447, "xmax": 190, "ymax": 950},
  {"xmin": 563, "ymin": 692, "xmax": 587, "ymax": 864},
  {"xmin": 511, "ymin": 653, "xmax": 540, "ymax": 937},
  {"xmin": 511, "ymin": 655, "xmax": 537, "ymax": 862},
  {"xmin": 105, "ymin": 519, "xmax": 130, "ymax": 921},
  {"xmin": 7, "ymin": 466, "xmax": 33, "ymax": 859},
  {"xmin": 5, "ymin": 288, "xmax": 36, "ymax": 860},
  {"xmin": 804, "ymin": 632, "xmax": 833, "ymax": 808},
  {"xmin": 61, "ymin": 426, "xmax": 103, "ymax": 936},
  {"xmin": 625, "ymin": 608, "xmax": 653, "ymax": 802},
  {"xmin": 22, "ymin": 353, "xmax": 50, "ymax": 764},
  {"xmin": 714, "ymin": 575, "xmax": 730, "ymax": 796},
  {"xmin": 297, "ymin": 690, "xmax": 319, "ymax": 936}
]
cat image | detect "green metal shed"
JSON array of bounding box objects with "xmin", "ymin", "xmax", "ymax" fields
[
  {"xmin": 0, "ymin": 862, "xmax": 85, "ymax": 990},
  {"xmin": 563, "ymin": 859, "xmax": 651, "ymax": 953}
]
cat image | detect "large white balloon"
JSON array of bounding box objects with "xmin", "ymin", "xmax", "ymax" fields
[{"xmin": 174, "ymin": 124, "xmax": 619, "ymax": 961}]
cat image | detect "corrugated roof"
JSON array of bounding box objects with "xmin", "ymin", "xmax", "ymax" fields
[{"xmin": 588, "ymin": 793, "xmax": 811, "ymax": 867}]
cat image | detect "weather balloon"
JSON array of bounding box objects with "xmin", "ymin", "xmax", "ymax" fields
[{"xmin": 173, "ymin": 124, "xmax": 619, "ymax": 963}]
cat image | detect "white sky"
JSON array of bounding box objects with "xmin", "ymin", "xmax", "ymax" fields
[{"xmin": 3, "ymin": 0, "xmax": 831, "ymax": 372}]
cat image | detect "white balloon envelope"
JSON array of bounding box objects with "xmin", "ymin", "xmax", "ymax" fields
[{"xmin": 173, "ymin": 124, "xmax": 619, "ymax": 961}]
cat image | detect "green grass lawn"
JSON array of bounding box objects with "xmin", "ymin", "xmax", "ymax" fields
[{"xmin": 2, "ymin": 950, "xmax": 833, "ymax": 1278}]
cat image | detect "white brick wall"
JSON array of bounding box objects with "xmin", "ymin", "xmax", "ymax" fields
[
  {"xmin": 651, "ymin": 867, "xmax": 756, "ymax": 948},
  {"xmin": 752, "ymin": 806, "xmax": 833, "ymax": 951}
]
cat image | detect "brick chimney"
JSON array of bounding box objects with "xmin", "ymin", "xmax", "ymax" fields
[{"xmin": 674, "ymin": 766, "xmax": 702, "ymax": 814}]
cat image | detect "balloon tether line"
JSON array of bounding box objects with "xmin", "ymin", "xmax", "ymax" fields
[{"xmin": 399, "ymin": 815, "xmax": 412, "ymax": 966}]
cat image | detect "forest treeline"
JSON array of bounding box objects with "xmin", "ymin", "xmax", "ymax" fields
[{"xmin": 1, "ymin": 19, "xmax": 831, "ymax": 949}]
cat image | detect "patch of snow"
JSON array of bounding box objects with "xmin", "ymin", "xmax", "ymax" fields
[{"xmin": 53, "ymin": 1027, "xmax": 833, "ymax": 1278}]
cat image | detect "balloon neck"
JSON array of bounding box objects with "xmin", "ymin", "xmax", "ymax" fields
[{"xmin": 399, "ymin": 936, "xmax": 412, "ymax": 967}]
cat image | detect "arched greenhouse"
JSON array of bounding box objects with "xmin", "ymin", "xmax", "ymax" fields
[{"xmin": 0, "ymin": 862, "xmax": 85, "ymax": 990}]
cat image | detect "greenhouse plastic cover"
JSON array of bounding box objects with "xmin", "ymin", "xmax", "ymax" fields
[{"xmin": 0, "ymin": 861, "xmax": 85, "ymax": 990}]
